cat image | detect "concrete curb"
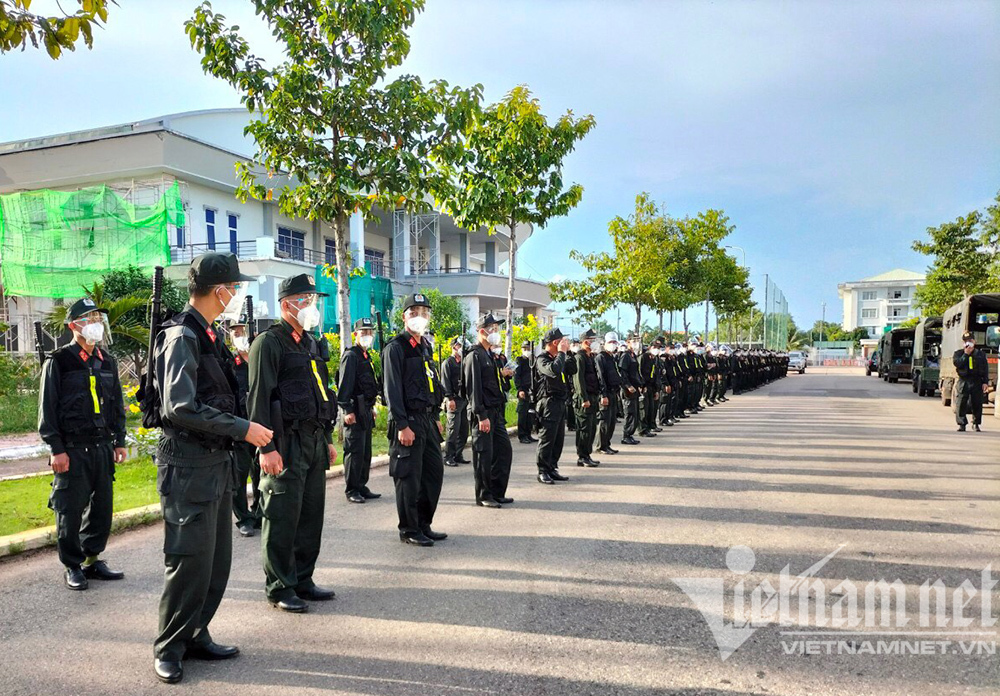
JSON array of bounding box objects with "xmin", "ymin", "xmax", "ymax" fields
[{"xmin": 0, "ymin": 427, "xmax": 517, "ymax": 559}]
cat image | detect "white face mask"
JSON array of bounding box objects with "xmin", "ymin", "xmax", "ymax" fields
[
  {"xmin": 570, "ymin": 345, "xmax": 581, "ymax": 354},
  {"xmin": 590, "ymin": 341, "xmax": 601, "ymax": 352},
  {"xmin": 521, "ymin": 350, "xmax": 531, "ymax": 358},
  {"xmin": 630, "ymin": 342, "xmax": 641, "ymax": 352},
  {"xmin": 232, "ymin": 335, "xmax": 250, "ymax": 353},
  {"xmin": 80, "ymin": 322, "xmax": 104, "ymax": 345},
  {"xmin": 296, "ymin": 304, "xmax": 321, "ymax": 331},
  {"xmin": 486, "ymin": 331, "xmax": 501, "ymax": 346},
  {"xmin": 965, "ymin": 341, "xmax": 975, "ymax": 349},
  {"xmin": 217, "ymin": 285, "xmax": 245, "ymax": 321},
  {"xmin": 605, "ymin": 342, "xmax": 617, "ymax": 352},
  {"xmin": 490, "ymin": 346, "xmax": 501, "ymax": 355},
  {"xmin": 358, "ymin": 335, "xmax": 374, "ymax": 349},
  {"xmin": 406, "ymin": 315, "xmax": 430, "ymax": 335}
]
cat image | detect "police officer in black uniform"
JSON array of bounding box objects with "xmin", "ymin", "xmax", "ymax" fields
[
  {"xmin": 39, "ymin": 297, "xmax": 127, "ymax": 591},
  {"xmin": 464, "ymin": 313, "xmax": 514, "ymax": 507},
  {"xmin": 338, "ymin": 318, "xmax": 382, "ymax": 503},
  {"xmin": 441, "ymin": 337, "xmax": 470, "ymax": 466},
  {"xmin": 151, "ymin": 252, "xmax": 273, "ymax": 684},
  {"xmin": 248, "ymin": 274, "xmax": 338, "ymax": 614},
  {"xmin": 573, "ymin": 329, "xmax": 602, "ymax": 467},
  {"xmin": 534, "ymin": 327, "xmax": 575, "ymax": 484},
  {"xmin": 595, "ymin": 332, "xmax": 622, "ymax": 455},
  {"xmin": 638, "ymin": 339, "xmax": 661, "ymax": 437},
  {"xmin": 227, "ymin": 319, "xmax": 259, "ymax": 537},
  {"xmin": 383, "ymin": 293, "xmax": 447, "ymax": 546},
  {"xmin": 954, "ymin": 330, "xmax": 989, "ymax": 432},
  {"xmin": 514, "ymin": 341, "xmax": 537, "ymax": 443},
  {"xmin": 619, "ymin": 334, "xmax": 642, "ymax": 445}
]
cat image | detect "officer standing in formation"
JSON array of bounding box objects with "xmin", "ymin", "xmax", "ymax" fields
[
  {"xmin": 595, "ymin": 332, "xmax": 623, "ymax": 455},
  {"xmin": 514, "ymin": 340, "xmax": 537, "ymax": 444},
  {"xmin": 464, "ymin": 313, "xmax": 515, "ymax": 507},
  {"xmin": 382, "ymin": 293, "xmax": 447, "ymax": 546},
  {"xmin": 954, "ymin": 330, "xmax": 988, "ymax": 432},
  {"xmin": 441, "ymin": 336, "xmax": 471, "ymax": 467},
  {"xmin": 619, "ymin": 333, "xmax": 642, "ymax": 445},
  {"xmin": 638, "ymin": 339, "xmax": 661, "ymax": 438},
  {"xmin": 151, "ymin": 252, "xmax": 273, "ymax": 684},
  {"xmin": 337, "ymin": 318, "xmax": 382, "ymax": 502},
  {"xmin": 38, "ymin": 298, "xmax": 128, "ymax": 590},
  {"xmin": 534, "ymin": 327, "xmax": 575, "ymax": 484},
  {"xmin": 572, "ymin": 328, "xmax": 602, "ymax": 467},
  {"xmin": 247, "ymin": 274, "xmax": 338, "ymax": 614},
  {"xmin": 227, "ymin": 319, "xmax": 260, "ymax": 537}
]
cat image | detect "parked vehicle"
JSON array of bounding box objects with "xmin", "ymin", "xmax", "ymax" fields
[
  {"xmin": 911, "ymin": 316, "xmax": 941, "ymax": 397},
  {"xmin": 877, "ymin": 328, "xmax": 915, "ymax": 383},
  {"xmin": 787, "ymin": 351, "xmax": 806, "ymax": 374},
  {"xmin": 866, "ymin": 351, "xmax": 879, "ymax": 376},
  {"xmin": 939, "ymin": 294, "xmax": 1000, "ymax": 407}
]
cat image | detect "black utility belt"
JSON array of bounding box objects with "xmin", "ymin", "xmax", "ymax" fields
[{"xmin": 63, "ymin": 438, "xmax": 114, "ymax": 449}]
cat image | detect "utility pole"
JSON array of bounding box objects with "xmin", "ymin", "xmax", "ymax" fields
[
  {"xmin": 704, "ymin": 291, "xmax": 710, "ymax": 341},
  {"xmin": 763, "ymin": 274, "xmax": 769, "ymax": 350}
]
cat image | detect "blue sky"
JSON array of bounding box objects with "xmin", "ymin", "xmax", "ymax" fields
[{"xmin": 1, "ymin": 0, "xmax": 997, "ymax": 332}]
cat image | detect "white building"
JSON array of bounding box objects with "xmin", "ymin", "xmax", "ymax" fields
[
  {"xmin": 837, "ymin": 268, "xmax": 925, "ymax": 354},
  {"xmin": 0, "ymin": 109, "xmax": 555, "ymax": 353}
]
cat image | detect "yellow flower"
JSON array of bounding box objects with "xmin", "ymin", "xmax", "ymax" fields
[{"xmin": 128, "ymin": 404, "xmax": 140, "ymax": 414}]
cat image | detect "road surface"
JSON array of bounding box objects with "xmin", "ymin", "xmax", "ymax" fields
[{"xmin": 0, "ymin": 367, "xmax": 996, "ymax": 695}]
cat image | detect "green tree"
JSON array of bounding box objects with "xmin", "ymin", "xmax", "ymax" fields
[
  {"xmin": 435, "ymin": 85, "xmax": 594, "ymax": 356},
  {"xmin": 912, "ymin": 191, "xmax": 1000, "ymax": 315},
  {"xmin": 551, "ymin": 193, "xmax": 665, "ymax": 335},
  {"xmin": 1, "ymin": 0, "xmax": 112, "ymax": 58},
  {"xmin": 186, "ymin": 0, "xmax": 481, "ymax": 353},
  {"xmin": 390, "ymin": 287, "xmax": 470, "ymax": 358}
]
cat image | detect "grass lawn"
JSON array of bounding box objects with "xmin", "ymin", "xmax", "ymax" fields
[
  {"xmin": 0, "ymin": 393, "xmax": 38, "ymax": 435},
  {"xmin": 0, "ymin": 455, "xmax": 158, "ymax": 538}
]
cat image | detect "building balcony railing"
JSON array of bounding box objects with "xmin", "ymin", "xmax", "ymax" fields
[{"xmin": 171, "ymin": 239, "xmax": 334, "ymax": 267}]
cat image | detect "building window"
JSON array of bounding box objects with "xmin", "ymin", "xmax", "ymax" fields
[
  {"xmin": 325, "ymin": 238, "xmax": 337, "ymax": 265},
  {"xmin": 205, "ymin": 208, "xmax": 217, "ymax": 250},
  {"xmin": 862, "ymin": 308, "xmax": 877, "ymax": 319},
  {"xmin": 861, "ymin": 291, "xmax": 876, "ymax": 300},
  {"xmin": 891, "ymin": 289, "xmax": 903, "ymax": 299},
  {"xmin": 364, "ymin": 248, "xmax": 386, "ymax": 276},
  {"xmin": 227, "ymin": 213, "xmax": 238, "ymax": 255},
  {"xmin": 175, "ymin": 224, "xmax": 185, "ymax": 248},
  {"xmin": 277, "ymin": 226, "xmax": 305, "ymax": 261}
]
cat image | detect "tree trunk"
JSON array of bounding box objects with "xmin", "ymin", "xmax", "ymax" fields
[
  {"xmin": 334, "ymin": 211, "xmax": 352, "ymax": 353},
  {"xmin": 669, "ymin": 311, "xmax": 674, "ymax": 340},
  {"xmin": 505, "ymin": 216, "xmax": 517, "ymax": 358},
  {"xmin": 658, "ymin": 310, "xmax": 663, "ymax": 333},
  {"xmin": 633, "ymin": 303, "xmax": 642, "ymax": 337},
  {"xmin": 682, "ymin": 307, "xmax": 688, "ymax": 342}
]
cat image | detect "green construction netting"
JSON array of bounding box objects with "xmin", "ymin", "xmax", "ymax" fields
[
  {"xmin": 0, "ymin": 182, "xmax": 179, "ymax": 298},
  {"xmin": 315, "ymin": 267, "xmax": 394, "ymax": 342}
]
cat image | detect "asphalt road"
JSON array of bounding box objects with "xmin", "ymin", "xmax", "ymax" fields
[{"xmin": 0, "ymin": 367, "xmax": 996, "ymax": 696}]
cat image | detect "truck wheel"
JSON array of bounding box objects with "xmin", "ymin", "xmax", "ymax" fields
[{"xmin": 941, "ymin": 380, "xmax": 952, "ymax": 407}]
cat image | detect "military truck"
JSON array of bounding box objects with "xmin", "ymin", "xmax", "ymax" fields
[
  {"xmin": 877, "ymin": 327, "xmax": 915, "ymax": 383},
  {"xmin": 911, "ymin": 316, "xmax": 942, "ymax": 397},
  {"xmin": 939, "ymin": 294, "xmax": 1000, "ymax": 407}
]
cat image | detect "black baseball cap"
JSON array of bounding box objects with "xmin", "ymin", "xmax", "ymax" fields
[
  {"xmin": 542, "ymin": 327, "xmax": 564, "ymax": 344},
  {"xmin": 65, "ymin": 297, "xmax": 108, "ymax": 324},
  {"xmin": 521, "ymin": 341, "xmax": 531, "ymax": 349},
  {"xmin": 191, "ymin": 252, "xmax": 254, "ymax": 285},
  {"xmin": 476, "ymin": 312, "xmax": 505, "ymax": 329},
  {"xmin": 278, "ymin": 273, "xmax": 327, "ymax": 300},
  {"xmin": 353, "ymin": 318, "xmax": 375, "ymax": 331},
  {"xmin": 580, "ymin": 328, "xmax": 597, "ymax": 340},
  {"xmin": 962, "ymin": 331, "xmax": 975, "ymax": 342},
  {"xmin": 402, "ymin": 293, "xmax": 432, "ymax": 312}
]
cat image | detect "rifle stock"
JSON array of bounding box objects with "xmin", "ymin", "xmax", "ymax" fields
[
  {"xmin": 375, "ymin": 311, "xmax": 386, "ymax": 402},
  {"xmin": 139, "ymin": 266, "xmax": 164, "ymax": 427},
  {"xmin": 245, "ymin": 295, "xmax": 256, "ymax": 342}
]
